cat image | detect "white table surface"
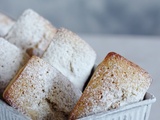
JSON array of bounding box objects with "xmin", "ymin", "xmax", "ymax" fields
[{"xmin": 81, "ymin": 34, "xmax": 159, "ymax": 120}]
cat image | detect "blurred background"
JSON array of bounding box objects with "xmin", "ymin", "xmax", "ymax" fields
[{"xmin": 1, "ymin": 0, "xmax": 160, "ymax": 35}]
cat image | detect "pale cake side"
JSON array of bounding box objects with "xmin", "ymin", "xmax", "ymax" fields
[
  {"xmin": 3, "ymin": 56, "xmax": 82, "ymax": 120},
  {"xmin": 0, "ymin": 37, "xmax": 30, "ymax": 95},
  {"xmin": 42, "ymin": 28, "xmax": 96, "ymax": 91},
  {"xmin": 5, "ymin": 9, "xmax": 57, "ymax": 57},
  {"xmin": 69, "ymin": 52, "xmax": 152, "ymax": 119},
  {"xmin": 0, "ymin": 12, "xmax": 14, "ymax": 37}
]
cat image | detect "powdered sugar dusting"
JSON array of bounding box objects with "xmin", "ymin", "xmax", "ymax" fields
[
  {"xmin": 5, "ymin": 9, "xmax": 57, "ymax": 57},
  {"xmin": 42, "ymin": 28, "xmax": 96, "ymax": 91},
  {"xmin": 0, "ymin": 37, "xmax": 29, "ymax": 95},
  {"xmin": 69, "ymin": 52, "xmax": 152, "ymax": 119},
  {"xmin": 4, "ymin": 56, "xmax": 81, "ymax": 120}
]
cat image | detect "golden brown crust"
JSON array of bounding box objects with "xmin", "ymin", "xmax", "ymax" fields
[
  {"xmin": 3, "ymin": 56, "xmax": 36, "ymax": 116},
  {"xmin": 3, "ymin": 62, "xmax": 27, "ymax": 105},
  {"xmin": 69, "ymin": 52, "xmax": 152, "ymax": 119},
  {"xmin": 104, "ymin": 52, "xmax": 151, "ymax": 78}
]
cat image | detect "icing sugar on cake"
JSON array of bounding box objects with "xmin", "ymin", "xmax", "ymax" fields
[
  {"xmin": 5, "ymin": 9, "xmax": 57, "ymax": 57},
  {"xmin": 3, "ymin": 56, "xmax": 82, "ymax": 120},
  {"xmin": 69, "ymin": 52, "xmax": 152, "ymax": 119},
  {"xmin": 0, "ymin": 37, "xmax": 29, "ymax": 95},
  {"xmin": 42, "ymin": 28, "xmax": 96, "ymax": 91}
]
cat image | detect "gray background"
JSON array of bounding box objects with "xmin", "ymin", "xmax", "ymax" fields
[{"xmin": 1, "ymin": 0, "xmax": 160, "ymax": 35}]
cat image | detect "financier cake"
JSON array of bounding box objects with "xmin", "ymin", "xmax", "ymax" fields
[
  {"xmin": 69, "ymin": 52, "xmax": 152, "ymax": 119},
  {"xmin": 5, "ymin": 9, "xmax": 57, "ymax": 57},
  {"xmin": 42, "ymin": 28, "xmax": 96, "ymax": 91},
  {"xmin": 3, "ymin": 56, "xmax": 82, "ymax": 120}
]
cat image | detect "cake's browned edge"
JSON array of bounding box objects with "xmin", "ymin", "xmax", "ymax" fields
[
  {"xmin": 105, "ymin": 52, "xmax": 152, "ymax": 83},
  {"xmin": 69, "ymin": 56, "xmax": 104, "ymax": 120},
  {"xmin": 69, "ymin": 52, "xmax": 152, "ymax": 120},
  {"xmin": 2, "ymin": 57, "xmax": 31, "ymax": 106}
]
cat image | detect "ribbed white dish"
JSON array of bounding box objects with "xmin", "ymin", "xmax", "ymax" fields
[
  {"xmin": 0, "ymin": 92, "xmax": 156, "ymax": 120},
  {"xmin": 0, "ymin": 100, "xmax": 28, "ymax": 120}
]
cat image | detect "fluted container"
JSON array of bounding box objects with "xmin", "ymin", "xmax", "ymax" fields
[{"xmin": 0, "ymin": 92, "xmax": 156, "ymax": 120}]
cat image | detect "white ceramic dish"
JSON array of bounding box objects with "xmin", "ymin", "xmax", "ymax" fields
[
  {"xmin": 0, "ymin": 99, "xmax": 28, "ymax": 120},
  {"xmin": 0, "ymin": 92, "xmax": 155, "ymax": 120}
]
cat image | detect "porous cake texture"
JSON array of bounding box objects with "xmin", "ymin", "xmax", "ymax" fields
[
  {"xmin": 42, "ymin": 28, "xmax": 96, "ymax": 91},
  {"xmin": 3, "ymin": 56, "xmax": 82, "ymax": 120},
  {"xmin": 5, "ymin": 9, "xmax": 57, "ymax": 57},
  {"xmin": 69, "ymin": 52, "xmax": 152, "ymax": 119}
]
